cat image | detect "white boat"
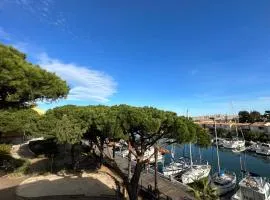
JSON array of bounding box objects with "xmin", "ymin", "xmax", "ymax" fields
[
  {"xmin": 213, "ymin": 138, "xmax": 225, "ymax": 147},
  {"xmin": 223, "ymin": 138, "xmax": 245, "ymax": 149},
  {"xmin": 120, "ymin": 146, "xmax": 163, "ymax": 163},
  {"xmin": 163, "ymin": 161, "xmax": 188, "ymax": 177},
  {"xmin": 181, "ymin": 164, "xmax": 211, "ymax": 184},
  {"xmin": 247, "ymin": 142, "xmax": 260, "ymax": 152},
  {"xmin": 211, "ymin": 171, "xmax": 237, "ymax": 196},
  {"xmin": 256, "ymin": 143, "xmax": 270, "ymax": 156},
  {"xmin": 232, "ymin": 146, "xmax": 246, "ymax": 153},
  {"xmin": 232, "ymin": 175, "xmax": 270, "ymax": 200},
  {"xmin": 223, "ymin": 122, "xmax": 246, "ymax": 150},
  {"xmin": 163, "ymin": 145, "xmax": 187, "ymax": 176},
  {"xmin": 181, "ymin": 142, "xmax": 211, "ymax": 184},
  {"xmin": 211, "ymin": 120, "xmax": 237, "ymax": 195}
]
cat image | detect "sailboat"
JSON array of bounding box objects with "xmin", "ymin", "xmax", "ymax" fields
[
  {"xmin": 181, "ymin": 111, "xmax": 211, "ymax": 184},
  {"xmin": 181, "ymin": 143, "xmax": 211, "ymax": 184},
  {"xmin": 162, "ymin": 144, "xmax": 188, "ymax": 177},
  {"xmin": 211, "ymin": 120, "xmax": 237, "ymax": 196},
  {"xmin": 223, "ymin": 121, "xmax": 245, "ymax": 150},
  {"xmin": 256, "ymin": 143, "xmax": 270, "ymax": 156},
  {"xmin": 232, "ymin": 173, "xmax": 270, "ymax": 200}
]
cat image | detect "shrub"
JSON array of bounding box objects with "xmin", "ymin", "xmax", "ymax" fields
[
  {"xmin": 0, "ymin": 144, "xmax": 11, "ymax": 155},
  {"xmin": 29, "ymin": 138, "xmax": 58, "ymax": 156},
  {"xmin": 13, "ymin": 159, "xmax": 30, "ymax": 175},
  {"xmin": 0, "ymin": 143, "xmax": 30, "ymax": 175}
]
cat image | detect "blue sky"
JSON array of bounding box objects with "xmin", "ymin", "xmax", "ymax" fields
[{"xmin": 1, "ymin": 0, "xmax": 270, "ymax": 116}]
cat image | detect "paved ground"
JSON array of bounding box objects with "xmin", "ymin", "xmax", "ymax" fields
[
  {"xmin": 16, "ymin": 172, "xmax": 117, "ymax": 198},
  {"xmin": 0, "ymin": 143, "xmax": 119, "ymax": 200},
  {"xmin": 0, "ymin": 176, "xmax": 26, "ymax": 200}
]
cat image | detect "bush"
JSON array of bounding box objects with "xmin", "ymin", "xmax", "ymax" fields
[
  {"xmin": 29, "ymin": 138, "xmax": 58, "ymax": 156},
  {"xmin": 0, "ymin": 143, "xmax": 30, "ymax": 175},
  {"xmin": 0, "ymin": 144, "xmax": 12, "ymax": 166},
  {"xmin": 13, "ymin": 159, "xmax": 30, "ymax": 175},
  {"xmin": 0, "ymin": 144, "xmax": 11, "ymax": 155}
]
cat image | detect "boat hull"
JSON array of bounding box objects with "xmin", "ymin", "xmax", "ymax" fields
[
  {"xmin": 211, "ymin": 172, "xmax": 237, "ymax": 196},
  {"xmin": 181, "ymin": 165, "xmax": 211, "ymax": 184},
  {"xmin": 256, "ymin": 150, "xmax": 270, "ymax": 156}
]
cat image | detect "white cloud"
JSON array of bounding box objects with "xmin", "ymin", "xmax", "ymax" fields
[
  {"xmin": 37, "ymin": 53, "xmax": 117, "ymax": 103},
  {"xmin": 12, "ymin": 42, "xmax": 29, "ymax": 53},
  {"xmin": 258, "ymin": 97, "xmax": 270, "ymax": 101},
  {"xmin": 0, "ymin": 27, "xmax": 11, "ymax": 41}
]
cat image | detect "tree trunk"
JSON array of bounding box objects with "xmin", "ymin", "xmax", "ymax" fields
[
  {"xmin": 126, "ymin": 161, "xmax": 144, "ymax": 200},
  {"xmin": 154, "ymin": 146, "xmax": 158, "ymax": 191},
  {"xmin": 113, "ymin": 142, "xmax": 115, "ymax": 159},
  {"xmin": 99, "ymin": 141, "xmax": 104, "ymax": 168}
]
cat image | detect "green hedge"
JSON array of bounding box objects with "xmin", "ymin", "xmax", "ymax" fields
[
  {"xmin": 0, "ymin": 143, "xmax": 29, "ymax": 175},
  {"xmin": 0, "ymin": 144, "xmax": 11, "ymax": 155}
]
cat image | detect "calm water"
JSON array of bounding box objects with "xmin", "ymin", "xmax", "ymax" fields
[{"xmin": 164, "ymin": 144, "xmax": 270, "ymax": 181}]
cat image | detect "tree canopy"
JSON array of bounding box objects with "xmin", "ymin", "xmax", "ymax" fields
[
  {"xmin": 34, "ymin": 104, "xmax": 210, "ymax": 200},
  {"xmin": 238, "ymin": 110, "xmax": 262, "ymax": 123},
  {"xmin": 0, "ymin": 43, "xmax": 69, "ymax": 108},
  {"xmin": 249, "ymin": 111, "xmax": 261, "ymax": 123},
  {"xmin": 0, "ymin": 108, "xmax": 40, "ymax": 139},
  {"xmin": 238, "ymin": 111, "xmax": 251, "ymax": 123}
]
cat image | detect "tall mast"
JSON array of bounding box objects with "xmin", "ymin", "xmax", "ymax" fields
[
  {"xmin": 214, "ymin": 119, "xmax": 221, "ymax": 174},
  {"xmin": 189, "ymin": 142, "xmax": 193, "ymax": 167},
  {"xmin": 187, "ymin": 109, "xmax": 193, "ymax": 167},
  {"xmin": 171, "ymin": 144, "xmax": 175, "ymax": 162}
]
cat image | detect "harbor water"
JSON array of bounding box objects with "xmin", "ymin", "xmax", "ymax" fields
[{"xmin": 164, "ymin": 144, "xmax": 270, "ymax": 181}]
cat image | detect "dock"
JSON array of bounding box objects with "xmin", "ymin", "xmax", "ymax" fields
[{"xmin": 110, "ymin": 154, "xmax": 194, "ymax": 200}]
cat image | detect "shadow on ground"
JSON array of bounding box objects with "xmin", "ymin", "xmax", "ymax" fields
[{"xmin": 0, "ymin": 175, "xmax": 120, "ymax": 200}]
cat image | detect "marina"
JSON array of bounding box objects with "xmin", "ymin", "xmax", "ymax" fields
[
  {"xmin": 165, "ymin": 144, "xmax": 270, "ymax": 182},
  {"xmin": 116, "ymin": 136, "xmax": 270, "ymax": 199}
]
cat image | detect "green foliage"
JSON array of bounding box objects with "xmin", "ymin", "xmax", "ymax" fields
[
  {"xmin": 238, "ymin": 111, "xmax": 251, "ymax": 123},
  {"xmin": 0, "ymin": 108, "xmax": 40, "ymax": 137},
  {"xmin": 0, "ymin": 43, "xmax": 69, "ymax": 108},
  {"xmin": 196, "ymin": 127, "xmax": 211, "ymax": 148},
  {"xmin": 53, "ymin": 115, "xmax": 86, "ymax": 145},
  {"xmin": 34, "ymin": 104, "xmax": 210, "ymax": 200},
  {"xmin": 244, "ymin": 131, "xmax": 261, "ymax": 141},
  {"xmin": 0, "ymin": 144, "xmax": 11, "ymax": 155},
  {"xmin": 250, "ymin": 111, "xmax": 261, "ymax": 123},
  {"xmin": 216, "ymin": 128, "xmax": 228, "ymax": 138},
  {"xmin": 13, "ymin": 159, "xmax": 30, "ymax": 175},
  {"xmin": 238, "ymin": 110, "xmax": 262, "ymax": 123},
  {"xmin": 28, "ymin": 138, "xmax": 57, "ymax": 156},
  {"xmin": 0, "ymin": 144, "xmax": 30, "ymax": 175},
  {"xmin": 189, "ymin": 178, "xmax": 218, "ymax": 200}
]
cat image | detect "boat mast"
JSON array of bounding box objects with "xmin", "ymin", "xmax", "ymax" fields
[
  {"xmin": 214, "ymin": 119, "xmax": 221, "ymax": 174},
  {"xmin": 235, "ymin": 119, "xmax": 239, "ymax": 139},
  {"xmin": 171, "ymin": 144, "xmax": 175, "ymax": 162},
  {"xmin": 187, "ymin": 109, "xmax": 193, "ymax": 167},
  {"xmin": 189, "ymin": 142, "xmax": 193, "ymax": 167}
]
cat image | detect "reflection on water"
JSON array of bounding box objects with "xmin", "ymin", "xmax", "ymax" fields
[{"xmin": 164, "ymin": 144, "xmax": 270, "ymax": 181}]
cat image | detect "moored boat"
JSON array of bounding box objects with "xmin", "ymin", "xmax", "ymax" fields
[
  {"xmin": 231, "ymin": 174, "xmax": 270, "ymax": 200},
  {"xmin": 162, "ymin": 145, "xmax": 188, "ymax": 176},
  {"xmin": 211, "ymin": 119, "xmax": 237, "ymax": 195},
  {"xmin": 223, "ymin": 138, "xmax": 245, "ymax": 149},
  {"xmin": 211, "ymin": 171, "xmax": 237, "ymax": 196},
  {"xmin": 181, "ymin": 164, "xmax": 211, "ymax": 184},
  {"xmin": 256, "ymin": 143, "xmax": 270, "ymax": 156},
  {"xmin": 232, "ymin": 146, "xmax": 246, "ymax": 153}
]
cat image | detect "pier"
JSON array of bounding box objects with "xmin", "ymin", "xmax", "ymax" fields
[{"xmin": 107, "ymin": 154, "xmax": 194, "ymax": 200}]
